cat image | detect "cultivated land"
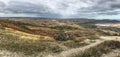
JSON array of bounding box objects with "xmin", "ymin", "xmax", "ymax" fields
[{"xmin": 0, "ymin": 18, "xmax": 120, "ymax": 57}]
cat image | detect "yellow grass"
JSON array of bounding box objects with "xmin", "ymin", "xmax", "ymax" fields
[{"xmin": 3, "ymin": 28, "xmax": 54, "ymax": 41}]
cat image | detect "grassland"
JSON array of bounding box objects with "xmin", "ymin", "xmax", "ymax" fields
[
  {"xmin": 0, "ymin": 23, "xmax": 98, "ymax": 57},
  {"xmin": 74, "ymin": 40, "xmax": 120, "ymax": 57},
  {"xmin": 0, "ymin": 18, "xmax": 120, "ymax": 57}
]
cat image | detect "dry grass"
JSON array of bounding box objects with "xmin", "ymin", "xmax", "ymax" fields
[
  {"xmin": 0, "ymin": 19, "xmax": 109, "ymax": 57},
  {"xmin": 0, "ymin": 27, "xmax": 99, "ymax": 57},
  {"xmin": 0, "ymin": 28, "xmax": 64, "ymax": 55},
  {"xmin": 2, "ymin": 28, "xmax": 53, "ymax": 41},
  {"xmin": 74, "ymin": 40, "xmax": 120, "ymax": 57}
]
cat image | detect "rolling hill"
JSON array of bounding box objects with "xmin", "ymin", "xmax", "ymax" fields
[{"xmin": 0, "ymin": 18, "xmax": 120, "ymax": 57}]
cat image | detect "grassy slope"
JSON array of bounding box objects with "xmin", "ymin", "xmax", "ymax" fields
[
  {"xmin": 2, "ymin": 19, "xmax": 118, "ymax": 57},
  {"xmin": 0, "ymin": 27, "xmax": 64, "ymax": 55},
  {"xmin": 75, "ymin": 40, "xmax": 120, "ymax": 57},
  {"xmin": 0, "ymin": 26, "xmax": 94, "ymax": 56}
]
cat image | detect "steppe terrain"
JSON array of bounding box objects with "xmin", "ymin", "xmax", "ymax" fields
[{"xmin": 0, "ymin": 18, "xmax": 120, "ymax": 57}]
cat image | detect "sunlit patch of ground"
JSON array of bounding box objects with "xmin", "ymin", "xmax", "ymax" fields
[
  {"xmin": 95, "ymin": 23, "xmax": 120, "ymax": 28},
  {"xmin": 0, "ymin": 50, "xmax": 26, "ymax": 57},
  {"xmin": 0, "ymin": 28, "xmax": 53, "ymax": 41}
]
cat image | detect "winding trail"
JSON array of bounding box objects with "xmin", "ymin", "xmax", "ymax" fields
[
  {"xmin": 46, "ymin": 40, "xmax": 104, "ymax": 57},
  {"xmin": 100, "ymin": 36, "xmax": 120, "ymax": 41},
  {"xmin": 100, "ymin": 36, "xmax": 120, "ymax": 57},
  {"xmin": 46, "ymin": 36, "xmax": 120, "ymax": 57}
]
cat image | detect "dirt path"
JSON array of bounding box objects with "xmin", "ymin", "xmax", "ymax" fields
[
  {"xmin": 46, "ymin": 36, "xmax": 120, "ymax": 57},
  {"xmin": 100, "ymin": 36, "xmax": 120, "ymax": 41},
  {"xmin": 100, "ymin": 36, "xmax": 120, "ymax": 57},
  {"xmin": 46, "ymin": 40, "xmax": 104, "ymax": 57}
]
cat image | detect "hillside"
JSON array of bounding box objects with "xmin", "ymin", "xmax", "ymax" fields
[{"xmin": 0, "ymin": 18, "xmax": 120, "ymax": 57}]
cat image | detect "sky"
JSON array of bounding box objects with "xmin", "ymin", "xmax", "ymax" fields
[{"xmin": 0, "ymin": 0, "xmax": 120, "ymax": 19}]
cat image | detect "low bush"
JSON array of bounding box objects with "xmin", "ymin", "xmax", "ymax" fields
[{"xmin": 54, "ymin": 32, "xmax": 74, "ymax": 41}]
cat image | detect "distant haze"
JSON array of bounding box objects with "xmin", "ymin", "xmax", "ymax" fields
[{"xmin": 0, "ymin": 0, "xmax": 120, "ymax": 19}]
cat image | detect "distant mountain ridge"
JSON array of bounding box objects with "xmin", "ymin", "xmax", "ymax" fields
[{"xmin": 0, "ymin": 17, "xmax": 119, "ymax": 24}]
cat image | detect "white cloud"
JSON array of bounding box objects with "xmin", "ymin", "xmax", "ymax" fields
[
  {"xmin": 36, "ymin": 0, "xmax": 94, "ymax": 16},
  {"xmin": 0, "ymin": 13, "xmax": 37, "ymax": 17},
  {"xmin": 95, "ymin": 14, "xmax": 120, "ymax": 19},
  {"xmin": 0, "ymin": 0, "xmax": 95, "ymax": 16},
  {"xmin": 0, "ymin": 0, "xmax": 120, "ymax": 19}
]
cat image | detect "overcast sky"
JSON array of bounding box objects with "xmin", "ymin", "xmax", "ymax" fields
[{"xmin": 0, "ymin": 0, "xmax": 120, "ymax": 19}]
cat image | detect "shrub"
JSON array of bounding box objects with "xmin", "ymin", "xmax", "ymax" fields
[
  {"xmin": 50, "ymin": 25, "xmax": 78, "ymax": 30},
  {"xmin": 54, "ymin": 32, "xmax": 74, "ymax": 41}
]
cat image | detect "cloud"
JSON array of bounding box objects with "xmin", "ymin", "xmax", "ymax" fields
[{"xmin": 0, "ymin": 0, "xmax": 120, "ymax": 19}]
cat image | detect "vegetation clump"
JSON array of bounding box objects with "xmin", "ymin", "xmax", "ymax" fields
[{"xmin": 54, "ymin": 31, "xmax": 75, "ymax": 41}]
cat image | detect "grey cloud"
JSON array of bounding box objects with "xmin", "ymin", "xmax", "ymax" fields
[
  {"xmin": 0, "ymin": 0, "xmax": 120, "ymax": 19},
  {"xmin": 90, "ymin": 0, "xmax": 120, "ymax": 12},
  {"xmin": 6, "ymin": 1, "xmax": 48, "ymax": 13},
  {"xmin": 0, "ymin": 1, "xmax": 5, "ymax": 7},
  {"xmin": 98, "ymin": 11, "xmax": 120, "ymax": 15}
]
